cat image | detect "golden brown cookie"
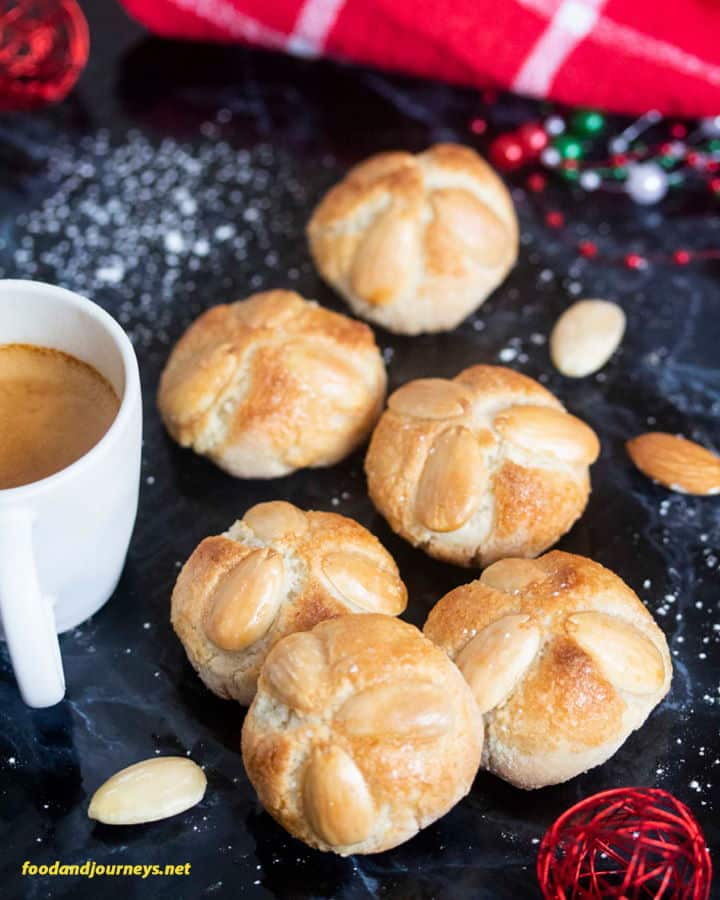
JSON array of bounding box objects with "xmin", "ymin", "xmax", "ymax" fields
[
  {"xmin": 307, "ymin": 144, "xmax": 518, "ymax": 334},
  {"xmin": 172, "ymin": 502, "xmax": 407, "ymax": 704},
  {"xmin": 365, "ymin": 365, "xmax": 600, "ymax": 566},
  {"xmin": 242, "ymin": 614, "xmax": 483, "ymax": 855},
  {"xmin": 424, "ymin": 551, "xmax": 672, "ymax": 789},
  {"xmin": 158, "ymin": 290, "xmax": 386, "ymax": 477}
]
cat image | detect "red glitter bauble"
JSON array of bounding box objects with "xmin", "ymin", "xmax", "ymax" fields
[
  {"xmin": 517, "ymin": 122, "xmax": 549, "ymax": 157},
  {"xmin": 545, "ymin": 210, "xmax": 564, "ymax": 228},
  {"xmin": 0, "ymin": 0, "xmax": 89, "ymax": 111},
  {"xmin": 673, "ymin": 250, "xmax": 692, "ymax": 265},
  {"xmin": 537, "ymin": 787, "xmax": 712, "ymax": 900},
  {"xmin": 490, "ymin": 134, "xmax": 525, "ymax": 171}
]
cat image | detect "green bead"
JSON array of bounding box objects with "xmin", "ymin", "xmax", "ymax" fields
[
  {"xmin": 659, "ymin": 155, "xmax": 676, "ymax": 169},
  {"xmin": 562, "ymin": 167, "xmax": 580, "ymax": 182},
  {"xmin": 571, "ymin": 109, "xmax": 606, "ymax": 136},
  {"xmin": 708, "ymin": 139, "xmax": 720, "ymax": 152},
  {"xmin": 553, "ymin": 135, "xmax": 584, "ymax": 160}
]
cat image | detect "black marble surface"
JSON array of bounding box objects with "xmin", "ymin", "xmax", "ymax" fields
[{"xmin": 1, "ymin": 2, "xmax": 719, "ymax": 898}]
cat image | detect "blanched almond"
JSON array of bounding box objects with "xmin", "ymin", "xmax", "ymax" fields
[
  {"xmin": 205, "ymin": 549, "xmax": 285, "ymax": 651},
  {"xmin": 321, "ymin": 551, "xmax": 406, "ymax": 614},
  {"xmin": 388, "ymin": 378, "xmax": 471, "ymax": 420},
  {"xmin": 336, "ymin": 681, "xmax": 452, "ymax": 739},
  {"xmin": 303, "ymin": 746, "xmax": 375, "ymax": 847},
  {"xmin": 430, "ymin": 188, "xmax": 509, "ymax": 266},
  {"xmin": 495, "ymin": 404, "xmax": 600, "ymax": 465},
  {"xmin": 350, "ymin": 207, "xmax": 419, "ymax": 306},
  {"xmin": 626, "ymin": 432, "xmax": 720, "ymax": 496},
  {"xmin": 415, "ymin": 426, "xmax": 485, "ymax": 532},
  {"xmin": 550, "ymin": 299, "xmax": 626, "ymax": 378},
  {"xmin": 566, "ymin": 612, "xmax": 666, "ymax": 694},
  {"xmin": 456, "ymin": 615, "xmax": 541, "ymax": 714},
  {"xmin": 88, "ymin": 757, "xmax": 206, "ymax": 825},
  {"xmin": 263, "ymin": 633, "xmax": 326, "ymax": 710},
  {"xmin": 480, "ymin": 558, "xmax": 546, "ymax": 594},
  {"xmin": 243, "ymin": 501, "xmax": 308, "ymax": 541}
]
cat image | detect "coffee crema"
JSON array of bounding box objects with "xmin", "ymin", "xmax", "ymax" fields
[{"xmin": 0, "ymin": 343, "xmax": 120, "ymax": 489}]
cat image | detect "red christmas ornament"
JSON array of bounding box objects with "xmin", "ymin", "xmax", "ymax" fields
[
  {"xmin": 578, "ymin": 240, "xmax": 598, "ymax": 258},
  {"xmin": 625, "ymin": 252, "xmax": 647, "ymax": 269},
  {"xmin": 0, "ymin": 0, "xmax": 89, "ymax": 111},
  {"xmin": 545, "ymin": 210, "xmax": 564, "ymax": 228},
  {"xmin": 517, "ymin": 122, "xmax": 548, "ymax": 158},
  {"xmin": 709, "ymin": 177, "xmax": 720, "ymax": 194},
  {"xmin": 469, "ymin": 117, "xmax": 487, "ymax": 135},
  {"xmin": 490, "ymin": 133, "xmax": 525, "ymax": 171},
  {"xmin": 537, "ymin": 787, "xmax": 711, "ymax": 900}
]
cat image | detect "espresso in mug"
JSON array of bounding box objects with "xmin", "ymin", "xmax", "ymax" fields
[{"xmin": 0, "ymin": 343, "xmax": 120, "ymax": 489}]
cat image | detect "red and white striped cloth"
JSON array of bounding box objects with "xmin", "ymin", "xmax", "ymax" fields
[{"xmin": 119, "ymin": 0, "xmax": 720, "ymax": 116}]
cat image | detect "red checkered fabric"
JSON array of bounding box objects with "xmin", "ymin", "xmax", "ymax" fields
[{"xmin": 119, "ymin": 0, "xmax": 720, "ymax": 116}]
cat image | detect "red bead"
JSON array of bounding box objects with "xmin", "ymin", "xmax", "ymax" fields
[
  {"xmin": 686, "ymin": 151, "xmax": 703, "ymax": 168},
  {"xmin": 710, "ymin": 177, "xmax": 720, "ymax": 193},
  {"xmin": 537, "ymin": 788, "xmax": 712, "ymax": 900},
  {"xmin": 526, "ymin": 173, "xmax": 547, "ymax": 193},
  {"xmin": 562, "ymin": 159, "xmax": 579, "ymax": 171},
  {"xmin": 469, "ymin": 117, "xmax": 487, "ymax": 135},
  {"xmin": 670, "ymin": 123, "xmax": 688, "ymax": 138},
  {"xmin": 517, "ymin": 122, "xmax": 548, "ymax": 157},
  {"xmin": 659, "ymin": 142, "xmax": 675, "ymax": 155},
  {"xmin": 578, "ymin": 240, "xmax": 598, "ymax": 258},
  {"xmin": 673, "ymin": 250, "xmax": 692, "ymax": 265},
  {"xmin": 489, "ymin": 134, "xmax": 525, "ymax": 171},
  {"xmin": 611, "ymin": 153, "xmax": 629, "ymax": 167},
  {"xmin": 545, "ymin": 211, "xmax": 564, "ymax": 228},
  {"xmin": 625, "ymin": 253, "xmax": 647, "ymax": 269}
]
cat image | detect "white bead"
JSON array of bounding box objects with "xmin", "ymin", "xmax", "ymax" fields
[
  {"xmin": 541, "ymin": 147, "xmax": 562, "ymax": 168},
  {"xmin": 625, "ymin": 162, "xmax": 669, "ymax": 205},
  {"xmin": 544, "ymin": 116, "xmax": 565, "ymax": 136},
  {"xmin": 579, "ymin": 171, "xmax": 601, "ymax": 191}
]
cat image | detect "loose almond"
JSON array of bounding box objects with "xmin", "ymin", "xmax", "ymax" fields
[
  {"xmin": 303, "ymin": 746, "xmax": 375, "ymax": 847},
  {"xmin": 321, "ymin": 551, "xmax": 406, "ymax": 614},
  {"xmin": 243, "ymin": 501, "xmax": 308, "ymax": 541},
  {"xmin": 456, "ymin": 615, "xmax": 541, "ymax": 714},
  {"xmin": 494, "ymin": 404, "xmax": 600, "ymax": 466},
  {"xmin": 205, "ymin": 549, "xmax": 285, "ymax": 651},
  {"xmin": 336, "ymin": 681, "xmax": 452, "ymax": 739},
  {"xmin": 88, "ymin": 757, "xmax": 206, "ymax": 825},
  {"xmin": 480, "ymin": 558, "xmax": 546, "ymax": 595},
  {"xmin": 388, "ymin": 378, "xmax": 471, "ymax": 420},
  {"xmin": 415, "ymin": 426, "xmax": 485, "ymax": 532},
  {"xmin": 626, "ymin": 432, "xmax": 720, "ymax": 496},
  {"xmin": 566, "ymin": 612, "xmax": 666, "ymax": 695},
  {"xmin": 550, "ymin": 299, "xmax": 626, "ymax": 378}
]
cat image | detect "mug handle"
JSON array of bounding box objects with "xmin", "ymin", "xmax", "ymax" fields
[{"xmin": 0, "ymin": 507, "xmax": 65, "ymax": 707}]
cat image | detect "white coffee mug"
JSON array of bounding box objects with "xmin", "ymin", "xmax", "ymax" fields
[{"xmin": 0, "ymin": 279, "xmax": 142, "ymax": 708}]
